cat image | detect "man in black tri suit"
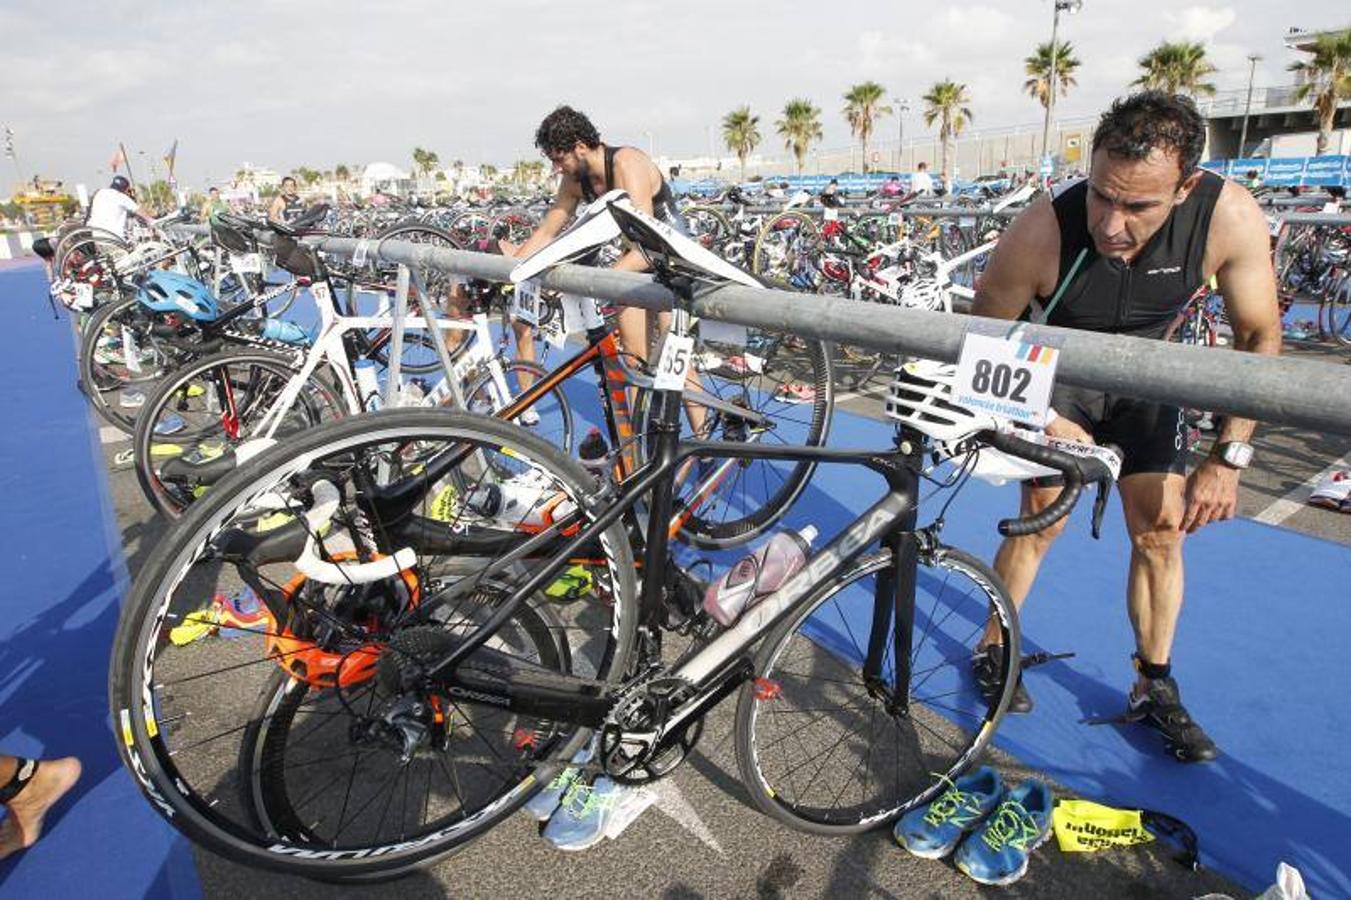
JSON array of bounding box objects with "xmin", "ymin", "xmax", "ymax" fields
[
  {"xmin": 506, "ymin": 105, "xmax": 689, "ymax": 384},
  {"xmin": 971, "ymin": 92, "xmax": 1281, "ymax": 762}
]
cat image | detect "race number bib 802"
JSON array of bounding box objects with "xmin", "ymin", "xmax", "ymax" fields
[{"xmin": 953, "ymin": 332, "xmax": 1059, "ymax": 427}]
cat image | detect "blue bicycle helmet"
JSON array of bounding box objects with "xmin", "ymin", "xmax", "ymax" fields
[{"xmin": 137, "ymin": 270, "xmax": 220, "ymax": 321}]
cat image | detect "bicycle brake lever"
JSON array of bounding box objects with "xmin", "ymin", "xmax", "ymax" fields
[{"xmin": 1091, "ymin": 479, "xmax": 1111, "ymax": 540}]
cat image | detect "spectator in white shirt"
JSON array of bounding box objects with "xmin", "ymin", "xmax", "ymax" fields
[
  {"xmin": 910, "ymin": 161, "xmax": 935, "ymax": 196},
  {"xmin": 86, "ymin": 175, "xmax": 153, "ymax": 239}
]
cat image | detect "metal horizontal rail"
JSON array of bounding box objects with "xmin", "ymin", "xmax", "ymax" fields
[
  {"xmin": 700, "ymin": 205, "xmax": 1019, "ymax": 219},
  {"xmin": 301, "ymin": 234, "xmax": 1351, "ymax": 436},
  {"xmin": 1274, "ymin": 212, "xmax": 1351, "ymax": 226}
]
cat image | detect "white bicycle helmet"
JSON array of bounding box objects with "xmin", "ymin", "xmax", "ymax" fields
[{"xmin": 885, "ymin": 358, "xmax": 998, "ymax": 444}]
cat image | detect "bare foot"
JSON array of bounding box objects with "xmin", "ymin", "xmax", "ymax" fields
[{"xmin": 0, "ymin": 757, "xmax": 82, "ymax": 860}]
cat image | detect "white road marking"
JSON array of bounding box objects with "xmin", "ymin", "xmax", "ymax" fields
[
  {"xmin": 100, "ymin": 426, "xmax": 129, "ymax": 444},
  {"xmin": 1252, "ymin": 452, "xmax": 1351, "ymax": 526},
  {"xmin": 649, "ymin": 779, "xmax": 724, "ymax": 854}
]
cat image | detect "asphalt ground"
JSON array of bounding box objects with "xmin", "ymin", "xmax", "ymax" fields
[{"xmin": 81, "ymin": 345, "xmax": 1351, "ymax": 898}]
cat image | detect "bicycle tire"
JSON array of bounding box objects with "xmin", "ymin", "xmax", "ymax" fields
[
  {"xmin": 130, "ymin": 347, "xmax": 346, "ymax": 518},
  {"xmin": 633, "ymin": 331, "xmax": 834, "ymax": 549},
  {"xmin": 109, "ymin": 409, "xmax": 638, "ymax": 881},
  {"xmin": 463, "ymin": 359, "xmax": 574, "ymax": 456},
  {"xmin": 733, "ymin": 546, "xmax": 1017, "ymax": 834},
  {"xmin": 239, "ymin": 584, "xmax": 570, "ymax": 855},
  {"xmin": 369, "ymin": 222, "xmax": 473, "ymax": 373},
  {"xmin": 752, "ymin": 212, "xmax": 821, "ymax": 286},
  {"xmin": 682, "ymin": 205, "xmax": 734, "ymax": 253},
  {"xmin": 76, "ymin": 291, "xmax": 178, "ymax": 434}
]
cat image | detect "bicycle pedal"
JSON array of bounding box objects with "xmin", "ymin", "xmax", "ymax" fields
[{"xmin": 1020, "ymin": 650, "xmax": 1075, "ymax": 670}]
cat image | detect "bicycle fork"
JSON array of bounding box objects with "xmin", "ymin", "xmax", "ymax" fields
[{"xmin": 861, "ymin": 432, "xmax": 924, "ymax": 716}]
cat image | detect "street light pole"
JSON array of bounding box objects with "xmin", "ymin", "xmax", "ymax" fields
[
  {"xmin": 1040, "ymin": 0, "xmax": 1082, "ymax": 169},
  {"xmin": 1238, "ymin": 53, "xmax": 1261, "ymax": 157},
  {"xmin": 894, "ymin": 99, "xmax": 909, "ymax": 171}
]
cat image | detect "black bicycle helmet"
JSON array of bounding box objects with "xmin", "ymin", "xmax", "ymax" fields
[{"xmin": 111, "ymin": 175, "xmax": 131, "ymax": 192}]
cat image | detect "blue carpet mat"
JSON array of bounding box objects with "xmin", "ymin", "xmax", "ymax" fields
[{"xmin": 0, "ymin": 263, "xmax": 200, "ymax": 899}]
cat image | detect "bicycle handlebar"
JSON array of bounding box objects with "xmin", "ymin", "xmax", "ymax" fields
[{"xmin": 981, "ymin": 430, "xmax": 1119, "ymax": 537}]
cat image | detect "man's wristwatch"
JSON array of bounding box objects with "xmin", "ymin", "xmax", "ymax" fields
[{"xmin": 1213, "ymin": 441, "xmax": 1254, "ymax": 470}]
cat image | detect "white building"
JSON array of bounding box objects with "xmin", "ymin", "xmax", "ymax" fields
[{"xmin": 360, "ymin": 162, "xmax": 413, "ymax": 197}]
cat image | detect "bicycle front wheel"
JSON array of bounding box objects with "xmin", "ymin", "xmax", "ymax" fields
[{"xmin": 734, "ymin": 546, "xmax": 1017, "ymax": 834}]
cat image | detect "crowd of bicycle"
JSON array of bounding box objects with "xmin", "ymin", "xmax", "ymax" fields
[{"xmin": 5, "ymin": 157, "xmax": 1348, "ymax": 886}]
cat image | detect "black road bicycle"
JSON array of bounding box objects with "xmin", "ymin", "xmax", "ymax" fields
[{"xmin": 108, "ymin": 196, "xmax": 1117, "ymax": 882}]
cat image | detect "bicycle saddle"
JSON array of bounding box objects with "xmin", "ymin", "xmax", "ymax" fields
[{"xmin": 604, "ymin": 195, "xmax": 762, "ymax": 289}]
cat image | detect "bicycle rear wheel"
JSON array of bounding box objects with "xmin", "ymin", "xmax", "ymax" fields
[
  {"xmin": 109, "ymin": 410, "xmax": 637, "ymax": 881},
  {"xmin": 734, "ymin": 546, "xmax": 1017, "ymax": 834},
  {"xmin": 77, "ymin": 291, "xmax": 181, "ymax": 434}
]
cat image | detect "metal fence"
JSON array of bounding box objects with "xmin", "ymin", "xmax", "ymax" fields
[{"xmin": 300, "ymin": 233, "xmax": 1351, "ymax": 436}]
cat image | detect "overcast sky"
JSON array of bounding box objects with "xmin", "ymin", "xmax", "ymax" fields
[{"xmin": 1, "ymin": 1, "xmax": 1345, "ymax": 189}]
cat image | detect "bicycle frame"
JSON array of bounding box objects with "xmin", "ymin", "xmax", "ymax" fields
[{"xmin": 413, "ymin": 378, "xmax": 927, "ymax": 746}]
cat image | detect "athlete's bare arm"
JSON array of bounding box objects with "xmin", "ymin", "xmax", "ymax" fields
[
  {"xmin": 511, "ymin": 178, "xmax": 582, "ymax": 259},
  {"xmin": 1181, "ymin": 179, "xmax": 1283, "ymax": 533}
]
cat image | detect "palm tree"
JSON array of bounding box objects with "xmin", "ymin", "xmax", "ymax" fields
[
  {"xmin": 480, "ymin": 163, "xmax": 498, "ymax": 180},
  {"xmin": 1289, "ymin": 29, "xmax": 1351, "ymax": 156},
  {"xmin": 921, "ymin": 80, "xmax": 973, "ymax": 182},
  {"xmin": 722, "ymin": 106, "xmax": 761, "ymax": 182},
  {"xmin": 1024, "ymin": 40, "xmax": 1081, "ymax": 109},
  {"xmin": 776, "ymin": 98, "xmax": 823, "ymax": 175},
  {"xmin": 334, "ymin": 164, "xmax": 350, "ymax": 182},
  {"xmin": 843, "ymin": 82, "xmax": 892, "ymax": 173},
  {"xmin": 1132, "ymin": 41, "xmax": 1217, "ymax": 96},
  {"xmin": 411, "ymin": 147, "xmax": 440, "ymax": 178}
]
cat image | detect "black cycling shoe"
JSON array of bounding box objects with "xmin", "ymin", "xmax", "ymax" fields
[
  {"xmin": 1127, "ymin": 677, "xmax": 1219, "ymax": 763},
  {"xmin": 972, "ymin": 644, "xmax": 1033, "ymax": 714}
]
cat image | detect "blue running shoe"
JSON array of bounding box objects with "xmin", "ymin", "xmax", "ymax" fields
[
  {"xmin": 523, "ymin": 744, "xmax": 594, "ymax": 822},
  {"xmin": 893, "ymin": 767, "xmax": 1003, "ymax": 859},
  {"xmin": 541, "ymin": 776, "xmax": 623, "ymax": 851},
  {"xmin": 954, "ymin": 780, "xmax": 1054, "ymax": 886},
  {"xmin": 154, "ymin": 414, "xmax": 187, "ymax": 436}
]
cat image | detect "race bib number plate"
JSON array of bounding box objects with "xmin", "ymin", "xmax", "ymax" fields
[
  {"xmin": 653, "ymin": 334, "xmax": 695, "ymax": 391},
  {"xmin": 512, "ymin": 279, "xmax": 541, "ymax": 325},
  {"xmin": 73, "ymin": 282, "xmax": 95, "ymax": 309},
  {"xmin": 352, "ymin": 240, "xmax": 370, "ymax": 267},
  {"xmin": 887, "ymin": 212, "xmax": 902, "ymax": 225},
  {"xmin": 823, "ymin": 207, "xmax": 839, "ymax": 221},
  {"xmin": 953, "ymin": 332, "xmax": 1059, "ymax": 427},
  {"xmin": 959, "ymin": 216, "xmax": 976, "ymax": 228},
  {"xmin": 230, "ymin": 252, "xmax": 263, "ymax": 275}
]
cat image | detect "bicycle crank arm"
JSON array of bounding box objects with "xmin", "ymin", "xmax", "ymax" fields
[{"xmin": 1021, "ymin": 650, "xmax": 1075, "ymax": 670}]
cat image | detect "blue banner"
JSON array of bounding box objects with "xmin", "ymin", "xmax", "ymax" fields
[
  {"xmin": 1205, "ymin": 155, "xmax": 1348, "ymax": 187},
  {"xmin": 1264, "ymin": 157, "xmax": 1308, "ymax": 187},
  {"xmin": 1303, "ymin": 155, "xmax": 1349, "ymax": 186}
]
